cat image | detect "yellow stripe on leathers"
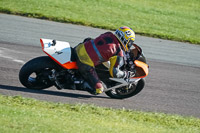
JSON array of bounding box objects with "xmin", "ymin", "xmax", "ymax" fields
[
  {"xmin": 75, "ymin": 43, "xmax": 94, "ymax": 67},
  {"xmin": 109, "ymin": 56, "xmax": 118, "ymax": 77}
]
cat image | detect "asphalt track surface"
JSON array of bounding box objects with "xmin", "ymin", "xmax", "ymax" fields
[{"xmin": 0, "ymin": 14, "xmax": 200, "ymax": 118}]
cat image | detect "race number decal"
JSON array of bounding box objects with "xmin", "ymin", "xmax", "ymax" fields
[{"xmin": 125, "ymin": 31, "xmax": 132, "ymax": 36}]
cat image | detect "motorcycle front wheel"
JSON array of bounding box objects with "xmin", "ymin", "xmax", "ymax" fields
[
  {"xmin": 19, "ymin": 56, "xmax": 59, "ymax": 90},
  {"xmin": 105, "ymin": 79, "xmax": 145, "ymax": 99}
]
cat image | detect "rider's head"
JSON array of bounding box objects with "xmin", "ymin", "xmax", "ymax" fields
[{"xmin": 114, "ymin": 26, "xmax": 135, "ymax": 52}]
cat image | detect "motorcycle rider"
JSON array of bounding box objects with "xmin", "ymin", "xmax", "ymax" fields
[{"xmin": 75, "ymin": 26, "xmax": 142, "ymax": 95}]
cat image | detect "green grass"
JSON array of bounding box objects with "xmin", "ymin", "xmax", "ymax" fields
[
  {"xmin": 0, "ymin": 0, "xmax": 199, "ymax": 44},
  {"xmin": 0, "ymin": 95, "xmax": 200, "ymax": 133}
]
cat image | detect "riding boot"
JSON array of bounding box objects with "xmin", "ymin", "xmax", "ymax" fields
[{"xmin": 82, "ymin": 82, "xmax": 96, "ymax": 95}]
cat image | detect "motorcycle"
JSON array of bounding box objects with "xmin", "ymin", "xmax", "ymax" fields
[{"xmin": 19, "ymin": 38, "xmax": 149, "ymax": 99}]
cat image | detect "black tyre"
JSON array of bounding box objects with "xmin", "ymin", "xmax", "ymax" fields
[
  {"xmin": 19, "ymin": 56, "xmax": 59, "ymax": 90},
  {"xmin": 105, "ymin": 79, "xmax": 145, "ymax": 99}
]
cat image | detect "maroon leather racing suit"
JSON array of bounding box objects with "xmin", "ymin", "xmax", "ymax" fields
[{"xmin": 75, "ymin": 32, "xmax": 126, "ymax": 93}]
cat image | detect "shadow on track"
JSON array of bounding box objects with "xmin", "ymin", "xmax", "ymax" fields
[{"xmin": 0, "ymin": 84, "xmax": 109, "ymax": 99}]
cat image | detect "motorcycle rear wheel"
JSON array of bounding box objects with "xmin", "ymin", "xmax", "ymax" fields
[
  {"xmin": 105, "ymin": 79, "xmax": 145, "ymax": 99},
  {"xmin": 19, "ymin": 56, "xmax": 59, "ymax": 90}
]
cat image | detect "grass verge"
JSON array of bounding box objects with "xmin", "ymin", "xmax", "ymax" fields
[
  {"xmin": 0, "ymin": 0, "xmax": 199, "ymax": 44},
  {"xmin": 0, "ymin": 95, "xmax": 200, "ymax": 133}
]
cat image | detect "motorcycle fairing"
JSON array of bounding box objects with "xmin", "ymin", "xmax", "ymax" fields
[
  {"xmin": 132, "ymin": 60, "xmax": 149, "ymax": 79},
  {"xmin": 40, "ymin": 38, "xmax": 78, "ymax": 69}
]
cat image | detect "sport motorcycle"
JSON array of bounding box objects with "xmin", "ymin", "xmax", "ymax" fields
[{"xmin": 19, "ymin": 39, "xmax": 149, "ymax": 99}]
